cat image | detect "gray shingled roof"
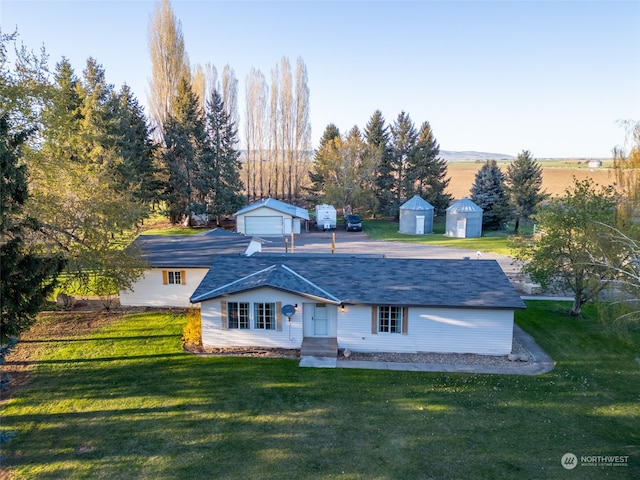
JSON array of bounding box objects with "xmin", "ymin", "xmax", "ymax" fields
[
  {"xmin": 132, "ymin": 230, "xmax": 255, "ymax": 268},
  {"xmin": 234, "ymin": 198, "xmax": 310, "ymax": 220},
  {"xmin": 190, "ymin": 255, "xmax": 525, "ymax": 310}
]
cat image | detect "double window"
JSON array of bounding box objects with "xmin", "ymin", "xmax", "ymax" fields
[
  {"xmin": 223, "ymin": 301, "xmax": 279, "ymax": 331},
  {"xmin": 372, "ymin": 306, "xmax": 407, "ymax": 334}
]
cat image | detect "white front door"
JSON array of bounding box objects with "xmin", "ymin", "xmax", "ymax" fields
[
  {"xmin": 456, "ymin": 218, "xmax": 467, "ymax": 238},
  {"xmin": 415, "ymin": 215, "xmax": 425, "ymax": 235},
  {"xmin": 313, "ymin": 304, "xmax": 328, "ymax": 336}
]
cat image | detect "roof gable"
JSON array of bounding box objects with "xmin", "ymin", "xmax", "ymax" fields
[{"xmin": 234, "ymin": 198, "xmax": 310, "ymax": 220}]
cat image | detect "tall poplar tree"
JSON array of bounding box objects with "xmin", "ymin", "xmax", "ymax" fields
[
  {"xmin": 147, "ymin": 0, "xmax": 190, "ymax": 139},
  {"xmin": 245, "ymin": 67, "xmax": 268, "ymax": 201}
]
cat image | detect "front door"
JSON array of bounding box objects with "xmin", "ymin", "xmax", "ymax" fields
[
  {"xmin": 456, "ymin": 218, "xmax": 467, "ymax": 238},
  {"xmin": 313, "ymin": 304, "xmax": 328, "ymax": 336},
  {"xmin": 415, "ymin": 215, "xmax": 425, "ymax": 235}
]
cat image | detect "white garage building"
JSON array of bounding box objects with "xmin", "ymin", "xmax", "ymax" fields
[{"xmin": 234, "ymin": 198, "xmax": 310, "ymax": 236}]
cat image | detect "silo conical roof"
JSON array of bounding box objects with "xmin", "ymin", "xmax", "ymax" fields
[
  {"xmin": 446, "ymin": 197, "xmax": 482, "ymax": 213},
  {"xmin": 400, "ymin": 195, "xmax": 434, "ymax": 211}
]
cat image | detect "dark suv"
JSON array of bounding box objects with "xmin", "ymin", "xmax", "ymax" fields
[{"xmin": 345, "ymin": 214, "xmax": 362, "ymax": 232}]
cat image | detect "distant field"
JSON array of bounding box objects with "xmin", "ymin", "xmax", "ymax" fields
[{"xmin": 446, "ymin": 160, "xmax": 616, "ymax": 199}]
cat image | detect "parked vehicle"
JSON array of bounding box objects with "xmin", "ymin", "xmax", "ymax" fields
[
  {"xmin": 315, "ymin": 204, "xmax": 337, "ymax": 230},
  {"xmin": 345, "ymin": 214, "xmax": 362, "ymax": 232}
]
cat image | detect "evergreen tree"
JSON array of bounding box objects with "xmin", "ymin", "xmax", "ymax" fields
[
  {"xmin": 203, "ymin": 89, "xmax": 244, "ymax": 223},
  {"xmin": 364, "ymin": 110, "xmax": 394, "ymax": 216},
  {"xmin": 470, "ymin": 160, "xmax": 512, "ymax": 230},
  {"xmin": 307, "ymin": 123, "xmax": 340, "ymax": 202},
  {"xmin": 504, "ymin": 150, "xmax": 547, "ymax": 233},
  {"xmin": 406, "ymin": 121, "xmax": 451, "ymax": 215},
  {"xmin": 390, "ymin": 112, "xmax": 417, "ymax": 214},
  {"xmin": 26, "ymin": 58, "xmax": 148, "ymax": 300},
  {"xmin": 1, "ymin": 114, "xmax": 64, "ymax": 344},
  {"xmin": 162, "ymin": 75, "xmax": 206, "ymax": 224},
  {"xmin": 110, "ymin": 85, "xmax": 160, "ymax": 205}
]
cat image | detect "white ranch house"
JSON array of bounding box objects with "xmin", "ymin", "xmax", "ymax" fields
[
  {"xmin": 234, "ymin": 198, "xmax": 309, "ymax": 236},
  {"xmin": 190, "ymin": 255, "xmax": 526, "ymax": 356},
  {"xmin": 119, "ymin": 230, "xmax": 262, "ymax": 308}
]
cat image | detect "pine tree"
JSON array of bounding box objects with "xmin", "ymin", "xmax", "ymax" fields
[
  {"xmin": 203, "ymin": 89, "xmax": 244, "ymax": 223},
  {"xmin": 307, "ymin": 123, "xmax": 340, "ymax": 202},
  {"xmin": 162, "ymin": 75, "xmax": 206, "ymax": 224},
  {"xmin": 110, "ymin": 85, "xmax": 160, "ymax": 205},
  {"xmin": 1, "ymin": 114, "xmax": 64, "ymax": 344},
  {"xmin": 504, "ymin": 150, "xmax": 547, "ymax": 233},
  {"xmin": 390, "ymin": 112, "xmax": 417, "ymax": 214},
  {"xmin": 470, "ymin": 160, "xmax": 512, "ymax": 230},
  {"xmin": 365, "ymin": 110, "xmax": 394, "ymax": 217},
  {"xmin": 406, "ymin": 121, "xmax": 451, "ymax": 215}
]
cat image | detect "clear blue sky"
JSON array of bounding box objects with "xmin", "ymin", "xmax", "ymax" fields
[{"xmin": 2, "ymin": 0, "xmax": 639, "ymax": 158}]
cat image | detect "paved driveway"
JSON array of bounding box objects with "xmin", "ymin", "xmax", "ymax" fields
[{"xmin": 260, "ymin": 229, "xmax": 525, "ymax": 289}]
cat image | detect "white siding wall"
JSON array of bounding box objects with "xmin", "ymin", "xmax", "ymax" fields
[
  {"xmin": 119, "ymin": 268, "xmax": 208, "ymax": 308},
  {"xmin": 337, "ymin": 306, "xmax": 514, "ymax": 355},
  {"xmin": 201, "ymin": 288, "xmax": 305, "ymax": 348}
]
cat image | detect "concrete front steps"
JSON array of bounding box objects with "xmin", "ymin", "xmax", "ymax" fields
[{"xmin": 299, "ymin": 337, "xmax": 338, "ymax": 368}]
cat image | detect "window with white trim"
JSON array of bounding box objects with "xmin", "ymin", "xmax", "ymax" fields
[
  {"xmin": 254, "ymin": 302, "xmax": 276, "ymax": 330},
  {"xmin": 227, "ymin": 302, "xmax": 250, "ymax": 329},
  {"xmin": 378, "ymin": 306, "xmax": 402, "ymax": 333},
  {"xmin": 163, "ymin": 270, "xmax": 186, "ymax": 285}
]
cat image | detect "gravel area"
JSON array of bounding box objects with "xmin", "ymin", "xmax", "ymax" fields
[{"xmin": 339, "ymin": 333, "xmax": 532, "ymax": 366}]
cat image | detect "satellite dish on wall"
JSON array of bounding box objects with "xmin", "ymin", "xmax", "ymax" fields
[{"xmin": 281, "ymin": 304, "xmax": 296, "ymax": 317}]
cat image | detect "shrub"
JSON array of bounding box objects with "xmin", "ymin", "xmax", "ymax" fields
[{"xmin": 182, "ymin": 308, "xmax": 202, "ymax": 348}]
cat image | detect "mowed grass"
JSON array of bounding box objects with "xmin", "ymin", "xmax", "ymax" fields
[
  {"xmin": 1, "ymin": 303, "xmax": 638, "ymax": 479},
  {"xmin": 363, "ymin": 218, "xmax": 516, "ymax": 255}
]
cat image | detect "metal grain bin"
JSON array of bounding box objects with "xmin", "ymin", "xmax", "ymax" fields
[
  {"xmin": 445, "ymin": 197, "xmax": 483, "ymax": 238},
  {"xmin": 399, "ymin": 195, "xmax": 434, "ymax": 235}
]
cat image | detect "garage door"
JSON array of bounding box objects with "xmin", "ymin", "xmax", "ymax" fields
[{"xmin": 245, "ymin": 216, "xmax": 283, "ymax": 236}]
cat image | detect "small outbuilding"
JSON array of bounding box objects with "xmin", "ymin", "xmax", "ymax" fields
[
  {"xmin": 234, "ymin": 198, "xmax": 310, "ymax": 236},
  {"xmin": 445, "ymin": 197, "xmax": 483, "ymax": 238},
  {"xmin": 399, "ymin": 195, "xmax": 434, "ymax": 235}
]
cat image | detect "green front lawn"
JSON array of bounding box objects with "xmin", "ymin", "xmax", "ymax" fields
[
  {"xmin": 363, "ymin": 218, "xmax": 518, "ymax": 255},
  {"xmin": 1, "ymin": 302, "xmax": 638, "ymax": 479}
]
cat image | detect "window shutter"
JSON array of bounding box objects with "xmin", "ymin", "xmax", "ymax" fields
[
  {"xmin": 220, "ymin": 301, "xmax": 227, "ymax": 330},
  {"xmin": 162, "ymin": 270, "xmax": 168, "ymax": 285},
  {"xmin": 181, "ymin": 270, "xmax": 187, "ymax": 285},
  {"xmin": 402, "ymin": 307, "xmax": 409, "ymax": 335},
  {"xmin": 276, "ymin": 302, "xmax": 282, "ymax": 331},
  {"xmin": 371, "ymin": 306, "xmax": 378, "ymax": 334}
]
